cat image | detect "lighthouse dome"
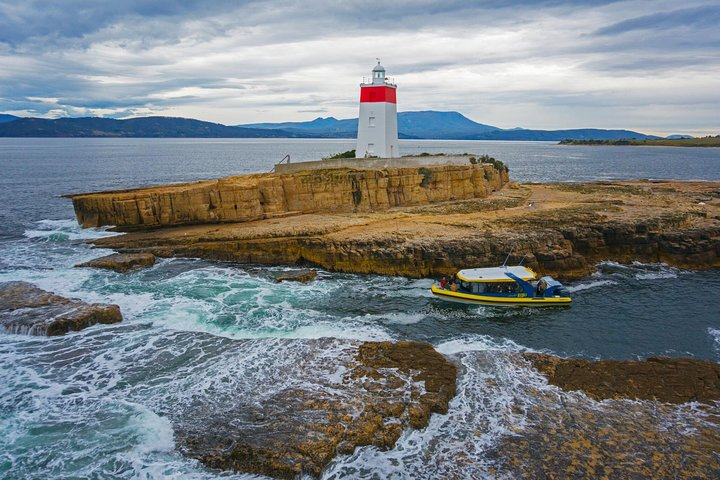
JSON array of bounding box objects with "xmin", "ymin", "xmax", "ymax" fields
[{"xmin": 371, "ymin": 61, "xmax": 386, "ymax": 84}]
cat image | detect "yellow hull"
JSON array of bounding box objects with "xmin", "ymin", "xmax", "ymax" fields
[{"xmin": 431, "ymin": 285, "xmax": 572, "ymax": 307}]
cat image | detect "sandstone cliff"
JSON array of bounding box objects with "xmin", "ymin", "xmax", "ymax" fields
[
  {"xmin": 67, "ymin": 164, "xmax": 508, "ymax": 228},
  {"xmin": 85, "ymin": 181, "xmax": 720, "ymax": 279}
]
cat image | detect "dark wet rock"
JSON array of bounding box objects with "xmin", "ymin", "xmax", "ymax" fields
[
  {"xmin": 274, "ymin": 269, "xmax": 317, "ymax": 283},
  {"xmin": 175, "ymin": 340, "xmax": 457, "ymax": 479},
  {"xmin": 524, "ymin": 353, "xmax": 720, "ymax": 404},
  {"xmin": 484, "ymin": 353, "xmax": 720, "ymax": 479},
  {"xmin": 0, "ymin": 281, "xmax": 122, "ymax": 336},
  {"xmin": 75, "ymin": 252, "xmax": 156, "ymax": 272}
]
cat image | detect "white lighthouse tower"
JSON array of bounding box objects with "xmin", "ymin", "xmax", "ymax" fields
[{"xmin": 356, "ymin": 61, "xmax": 399, "ymax": 158}]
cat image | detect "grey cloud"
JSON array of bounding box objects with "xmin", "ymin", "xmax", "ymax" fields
[
  {"xmin": 593, "ymin": 5, "xmax": 720, "ymax": 36},
  {"xmin": 0, "ymin": 0, "xmax": 717, "ymax": 134},
  {"xmin": 0, "ymin": 0, "xmax": 249, "ymax": 44},
  {"xmin": 1, "ymin": 0, "xmax": 620, "ymax": 48}
]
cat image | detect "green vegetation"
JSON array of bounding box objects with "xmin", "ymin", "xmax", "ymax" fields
[
  {"xmin": 559, "ymin": 136, "xmax": 720, "ymax": 147},
  {"xmin": 323, "ymin": 149, "xmax": 356, "ymax": 159},
  {"xmin": 469, "ymin": 154, "xmax": 509, "ymax": 173},
  {"xmin": 403, "ymin": 152, "xmax": 447, "ymax": 157},
  {"xmin": 418, "ymin": 167, "xmax": 433, "ymax": 187}
]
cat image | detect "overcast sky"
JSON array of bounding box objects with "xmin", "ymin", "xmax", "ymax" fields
[{"xmin": 1, "ymin": 0, "xmax": 718, "ymax": 135}]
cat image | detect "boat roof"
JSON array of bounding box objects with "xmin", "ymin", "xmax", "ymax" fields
[{"xmin": 457, "ymin": 266, "xmax": 537, "ymax": 282}]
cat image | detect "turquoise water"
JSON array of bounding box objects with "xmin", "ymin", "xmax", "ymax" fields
[{"xmin": 0, "ymin": 138, "xmax": 719, "ymax": 479}]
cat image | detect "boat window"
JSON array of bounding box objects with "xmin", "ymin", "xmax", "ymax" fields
[
  {"xmin": 472, "ymin": 283, "xmax": 485, "ymax": 293},
  {"xmin": 460, "ymin": 281, "xmax": 471, "ymax": 291},
  {"xmin": 484, "ymin": 282, "xmax": 523, "ymax": 294}
]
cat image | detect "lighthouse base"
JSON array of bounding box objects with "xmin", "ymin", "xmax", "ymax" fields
[{"xmin": 273, "ymin": 155, "xmax": 473, "ymax": 174}]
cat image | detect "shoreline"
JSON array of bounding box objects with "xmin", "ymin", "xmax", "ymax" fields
[{"xmin": 78, "ymin": 179, "xmax": 720, "ymax": 281}]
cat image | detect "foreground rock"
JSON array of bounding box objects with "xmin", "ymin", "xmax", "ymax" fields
[
  {"xmin": 177, "ymin": 340, "xmax": 456, "ymax": 479},
  {"xmin": 485, "ymin": 352, "xmax": 720, "ymax": 479},
  {"xmin": 0, "ymin": 281, "xmax": 122, "ymax": 336},
  {"xmin": 274, "ymin": 269, "xmax": 317, "ymax": 283},
  {"xmin": 86, "ymin": 181, "xmax": 720, "ymax": 279},
  {"xmin": 75, "ymin": 252, "xmax": 156, "ymax": 272},
  {"xmin": 524, "ymin": 353, "xmax": 720, "ymax": 404}
]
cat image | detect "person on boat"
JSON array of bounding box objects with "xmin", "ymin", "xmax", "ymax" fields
[
  {"xmin": 440, "ymin": 277, "xmax": 447, "ymax": 289},
  {"xmin": 450, "ymin": 282, "xmax": 458, "ymax": 292},
  {"xmin": 536, "ymin": 280, "xmax": 546, "ymax": 296}
]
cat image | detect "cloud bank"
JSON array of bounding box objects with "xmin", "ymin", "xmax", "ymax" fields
[{"xmin": 0, "ymin": 0, "xmax": 718, "ymax": 135}]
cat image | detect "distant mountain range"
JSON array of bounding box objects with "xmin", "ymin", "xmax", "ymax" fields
[
  {"xmin": 242, "ymin": 111, "xmax": 501, "ymax": 139},
  {"xmin": 241, "ymin": 111, "xmax": 658, "ymax": 140},
  {"xmin": 0, "ymin": 111, "xmax": 662, "ymax": 140},
  {"xmin": 0, "ymin": 116, "xmax": 300, "ymax": 138},
  {"xmin": 0, "ymin": 114, "xmax": 19, "ymax": 123}
]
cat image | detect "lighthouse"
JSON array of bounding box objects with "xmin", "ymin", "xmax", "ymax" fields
[{"xmin": 356, "ymin": 61, "xmax": 399, "ymax": 158}]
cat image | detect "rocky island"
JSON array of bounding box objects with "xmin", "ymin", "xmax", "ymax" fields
[
  {"xmin": 61, "ymin": 157, "xmax": 720, "ymax": 478},
  {"xmin": 66, "ymin": 160, "xmax": 719, "ymax": 280}
]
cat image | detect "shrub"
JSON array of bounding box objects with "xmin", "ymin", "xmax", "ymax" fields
[
  {"xmin": 323, "ymin": 149, "xmax": 356, "ymax": 160},
  {"xmin": 418, "ymin": 167, "xmax": 433, "ymax": 187},
  {"xmin": 478, "ymin": 154, "xmax": 508, "ymax": 173}
]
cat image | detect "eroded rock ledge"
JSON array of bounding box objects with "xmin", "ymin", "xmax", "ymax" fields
[
  {"xmin": 494, "ymin": 353, "xmax": 720, "ymax": 479},
  {"xmin": 75, "ymin": 252, "xmax": 156, "ymax": 272},
  {"xmin": 0, "ymin": 281, "xmax": 122, "ymax": 335},
  {"xmin": 177, "ymin": 340, "xmax": 457, "ymax": 479},
  {"xmin": 524, "ymin": 353, "xmax": 720, "ymax": 403},
  {"xmin": 84, "ymin": 181, "xmax": 720, "ymax": 279}
]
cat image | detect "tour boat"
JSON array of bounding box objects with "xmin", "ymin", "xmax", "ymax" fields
[{"xmin": 430, "ymin": 265, "xmax": 572, "ymax": 307}]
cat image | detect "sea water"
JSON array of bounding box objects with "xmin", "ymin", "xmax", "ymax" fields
[{"xmin": 1, "ymin": 138, "xmax": 719, "ymax": 479}]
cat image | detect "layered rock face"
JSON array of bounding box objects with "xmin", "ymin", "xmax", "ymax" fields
[
  {"xmin": 67, "ymin": 164, "xmax": 508, "ymax": 229},
  {"xmin": 87, "ymin": 181, "xmax": 720, "ymax": 279},
  {"xmin": 0, "ymin": 281, "xmax": 122, "ymax": 335}
]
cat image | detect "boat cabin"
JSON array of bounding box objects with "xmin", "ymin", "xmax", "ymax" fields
[
  {"xmin": 454, "ymin": 266, "xmax": 536, "ymax": 293},
  {"xmin": 433, "ymin": 265, "xmax": 571, "ymax": 306}
]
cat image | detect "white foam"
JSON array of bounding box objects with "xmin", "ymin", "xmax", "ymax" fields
[
  {"xmin": 595, "ymin": 260, "xmax": 684, "ymax": 281},
  {"xmin": 323, "ymin": 348, "xmax": 552, "ymax": 479},
  {"xmin": 565, "ymin": 279, "xmax": 617, "ymax": 292},
  {"xmin": 125, "ymin": 403, "xmax": 175, "ymax": 455},
  {"xmin": 435, "ymin": 334, "xmax": 531, "ymax": 355},
  {"xmin": 709, "ymin": 328, "xmax": 720, "ymax": 360},
  {"xmin": 23, "ymin": 218, "xmax": 122, "ymax": 241},
  {"xmin": 634, "ymin": 271, "xmax": 678, "ymax": 280},
  {"xmin": 353, "ymin": 312, "xmax": 426, "ymax": 325}
]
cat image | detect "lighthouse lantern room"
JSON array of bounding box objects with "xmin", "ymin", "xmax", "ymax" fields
[{"xmin": 356, "ymin": 61, "xmax": 399, "ymax": 158}]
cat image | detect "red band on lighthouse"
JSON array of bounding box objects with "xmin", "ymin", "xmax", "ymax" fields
[{"xmin": 360, "ymin": 86, "xmax": 397, "ymax": 104}]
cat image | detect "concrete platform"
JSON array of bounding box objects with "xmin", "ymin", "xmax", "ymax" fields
[{"xmin": 273, "ymin": 155, "xmax": 473, "ymax": 174}]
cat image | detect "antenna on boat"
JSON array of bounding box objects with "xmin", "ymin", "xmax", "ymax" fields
[
  {"xmin": 518, "ymin": 254, "xmax": 527, "ymax": 266},
  {"xmin": 502, "ymin": 247, "xmax": 514, "ymax": 268}
]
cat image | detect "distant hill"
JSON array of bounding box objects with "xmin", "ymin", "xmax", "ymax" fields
[
  {"xmin": 241, "ymin": 111, "xmax": 499, "ymax": 139},
  {"xmin": 243, "ymin": 116, "xmax": 358, "ymax": 136},
  {"xmin": 0, "ymin": 111, "xmax": 659, "ymax": 140},
  {"xmin": 0, "ymin": 114, "xmax": 19, "ymax": 123},
  {"xmin": 0, "ymin": 116, "xmax": 301, "ymax": 138},
  {"xmin": 398, "ymin": 111, "xmax": 499, "ymax": 139},
  {"xmin": 467, "ymin": 128, "xmax": 659, "ymax": 141},
  {"xmin": 242, "ymin": 111, "xmax": 655, "ymax": 140},
  {"xmin": 560, "ymin": 137, "xmax": 720, "ymax": 147}
]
